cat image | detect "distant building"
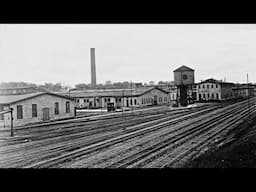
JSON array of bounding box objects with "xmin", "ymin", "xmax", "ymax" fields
[
  {"xmin": 149, "ymin": 81, "xmax": 155, "ymax": 86},
  {"xmin": 0, "ymin": 86, "xmax": 38, "ymax": 95},
  {"xmin": 232, "ymin": 84, "xmax": 255, "ymax": 99},
  {"xmin": 0, "ymin": 92, "xmax": 75, "ymax": 127},
  {"xmin": 196, "ymin": 78, "xmax": 234, "ymax": 101},
  {"xmin": 105, "ymin": 80, "xmax": 112, "ymax": 85}
]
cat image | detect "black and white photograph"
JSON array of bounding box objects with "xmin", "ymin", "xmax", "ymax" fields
[{"xmin": 1, "ymin": 24, "xmax": 256, "ymax": 168}]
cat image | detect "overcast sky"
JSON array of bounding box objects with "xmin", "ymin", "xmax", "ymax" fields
[{"xmin": 0, "ymin": 24, "xmax": 256, "ymax": 87}]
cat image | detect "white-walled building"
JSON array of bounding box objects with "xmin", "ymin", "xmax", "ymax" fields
[
  {"xmin": 196, "ymin": 79, "xmax": 234, "ymax": 101},
  {"xmin": 0, "ymin": 92, "xmax": 75, "ymax": 127}
]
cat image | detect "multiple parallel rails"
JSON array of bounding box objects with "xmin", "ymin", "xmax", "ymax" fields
[
  {"xmin": 23, "ymin": 100, "xmax": 254, "ymax": 168},
  {"xmin": 0, "ymin": 106, "xmax": 192, "ymax": 142},
  {"xmin": 0, "ymin": 104, "xmax": 221, "ymax": 168},
  {"xmin": 56, "ymin": 98, "xmax": 256, "ymax": 168},
  {"xmin": 0, "ymin": 99, "xmax": 252, "ymax": 168}
]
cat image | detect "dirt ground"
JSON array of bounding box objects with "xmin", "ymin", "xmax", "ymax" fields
[{"xmin": 184, "ymin": 115, "xmax": 256, "ymax": 168}]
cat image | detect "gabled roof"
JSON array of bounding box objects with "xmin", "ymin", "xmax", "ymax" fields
[
  {"xmin": 0, "ymin": 92, "xmax": 74, "ymax": 105},
  {"xmin": 198, "ymin": 78, "xmax": 234, "ymax": 85},
  {"xmin": 59, "ymin": 86, "xmax": 169, "ymax": 98},
  {"xmin": 173, "ymin": 65, "xmax": 194, "ymax": 72}
]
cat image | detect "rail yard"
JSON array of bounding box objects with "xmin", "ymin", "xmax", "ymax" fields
[{"xmin": 0, "ymin": 98, "xmax": 255, "ymax": 168}]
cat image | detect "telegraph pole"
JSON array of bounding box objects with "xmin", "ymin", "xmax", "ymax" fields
[
  {"xmin": 247, "ymin": 73, "xmax": 250, "ymax": 117},
  {"xmin": 122, "ymin": 89, "xmax": 124, "ymax": 115},
  {"xmin": 10, "ymin": 108, "xmax": 14, "ymax": 137},
  {"xmin": 131, "ymin": 80, "xmax": 133, "ymax": 113}
]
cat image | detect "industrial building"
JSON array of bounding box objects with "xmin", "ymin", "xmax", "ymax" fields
[
  {"xmin": 0, "ymin": 86, "xmax": 38, "ymax": 95},
  {"xmin": 62, "ymin": 86, "xmax": 171, "ymax": 109},
  {"xmin": 196, "ymin": 78, "xmax": 235, "ymax": 101},
  {"xmin": 232, "ymin": 85, "xmax": 255, "ymax": 99},
  {"xmin": 0, "ymin": 92, "xmax": 75, "ymax": 127},
  {"xmin": 173, "ymin": 65, "xmax": 195, "ymax": 106}
]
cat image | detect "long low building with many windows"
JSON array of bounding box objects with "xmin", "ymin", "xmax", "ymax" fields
[
  {"xmin": 60, "ymin": 86, "xmax": 171, "ymax": 109},
  {"xmin": 0, "ymin": 92, "xmax": 75, "ymax": 127}
]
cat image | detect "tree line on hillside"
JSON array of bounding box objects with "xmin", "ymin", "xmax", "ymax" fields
[
  {"xmin": 0, "ymin": 80, "xmax": 175, "ymax": 92},
  {"xmin": 0, "ymin": 82, "xmax": 70, "ymax": 92}
]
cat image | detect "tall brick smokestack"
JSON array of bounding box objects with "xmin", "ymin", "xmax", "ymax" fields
[{"xmin": 90, "ymin": 48, "xmax": 96, "ymax": 88}]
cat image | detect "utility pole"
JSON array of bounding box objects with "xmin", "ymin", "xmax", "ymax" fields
[
  {"xmin": 10, "ymin": 108, "xmax": 13, "ymax": 137},
  {"xmin": 131, "ymin": 80, "xmax": 133, "ymax": 113},
  {"xmin": 122, "ymin": 89, "xmax": 124, "ymax": 115},
  {"xmin": 247, "ymin": 73, "xmax": 250, "ymax": 117}
]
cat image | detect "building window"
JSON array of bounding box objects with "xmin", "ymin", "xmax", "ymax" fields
[
  {"xmin": 212, "ymin": 93, "xmax": 214, "ymax": 99},
  {"xmin": 202, "ymin": 85, "xmax": 205, "ymax": 89},
  {"xmin": 130, "ymin": 99, "xmax": 133, "ymax": 105},
  {"xmin": 66, "ymin": 101, "xmax": 70, "ymax": 113},
  {"xmin": 54, "ymin": 102, "xmax": 59, "ymax": 115},
  {"xmin": 77, "ymin": 99, "xmax": 79, "ymax": 103},
  {"xmin": 17, "ymin": 105, "xmax": 23, "ymax": 119},
  {"xmin": 198, "ymin": 85, "xmax": 200, "ymax": 89},
  {"xmin": 32, "ymin": 104, "xmax": 37, "ymax": 117},
  {"xmin": 216, "ymin": 93, "xmax": 219, "ymax": 100},
  {"xmin": 134, "ymin": 99, "xmax": 137, "ymax": 105},
  {"xmin": 108, "ymin": 98, "xmax": 110, "ymax": 102},
  {"xmin": 104, "ymin": 98, "xmax": 107, "ymax": 102},
  {"xmin": 207, "ymin": 85, "xmax": 209, "ymax": 89},
  {"xmin": 216, "ymin": 84, "xmax": 218, "ymax": 88},
  {"xmin": 84, "ymin": 99, "xmax": 86, "ymax": 103},
  {"xmin": 142, "ymin": 98, "xmax": 144, "ymax": 104}
]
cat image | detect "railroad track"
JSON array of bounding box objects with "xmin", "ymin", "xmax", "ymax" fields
[
  {"xmin": 21, "ymin": 100, "xmax": 250, "ymax": 168},
  {"xmin": 0, "ymin": 104, "xmax": 218, "ymax": 167},
  {"xmin": 159, "ymin": 105, "xmax": 256, "ymax": 168},
  {"xmin": 0, "ymin": 108, "xmax": 197, "ymax": 150},
  {"xmin": 131, "ymin": 103, "xmax": 256, "ymax": 168},
  {"xmin": 68, "ymin": 99, "xmax": 255, "ymax": 168},
  {"xmin": 0, "ymin": 109, "xmax": 192, "ymax": 147}
]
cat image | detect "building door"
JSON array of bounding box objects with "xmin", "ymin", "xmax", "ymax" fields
[
  {"xmin": 42, "ymin": 107, "xmax": 50, "ymax": 121},
  {"xmin": 89, "ymin": 101, "xmax": 92, "ymax": 108},
  {"xmin": 153, "ymin": 95, "xmax": 158, "ymax": 105}
]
